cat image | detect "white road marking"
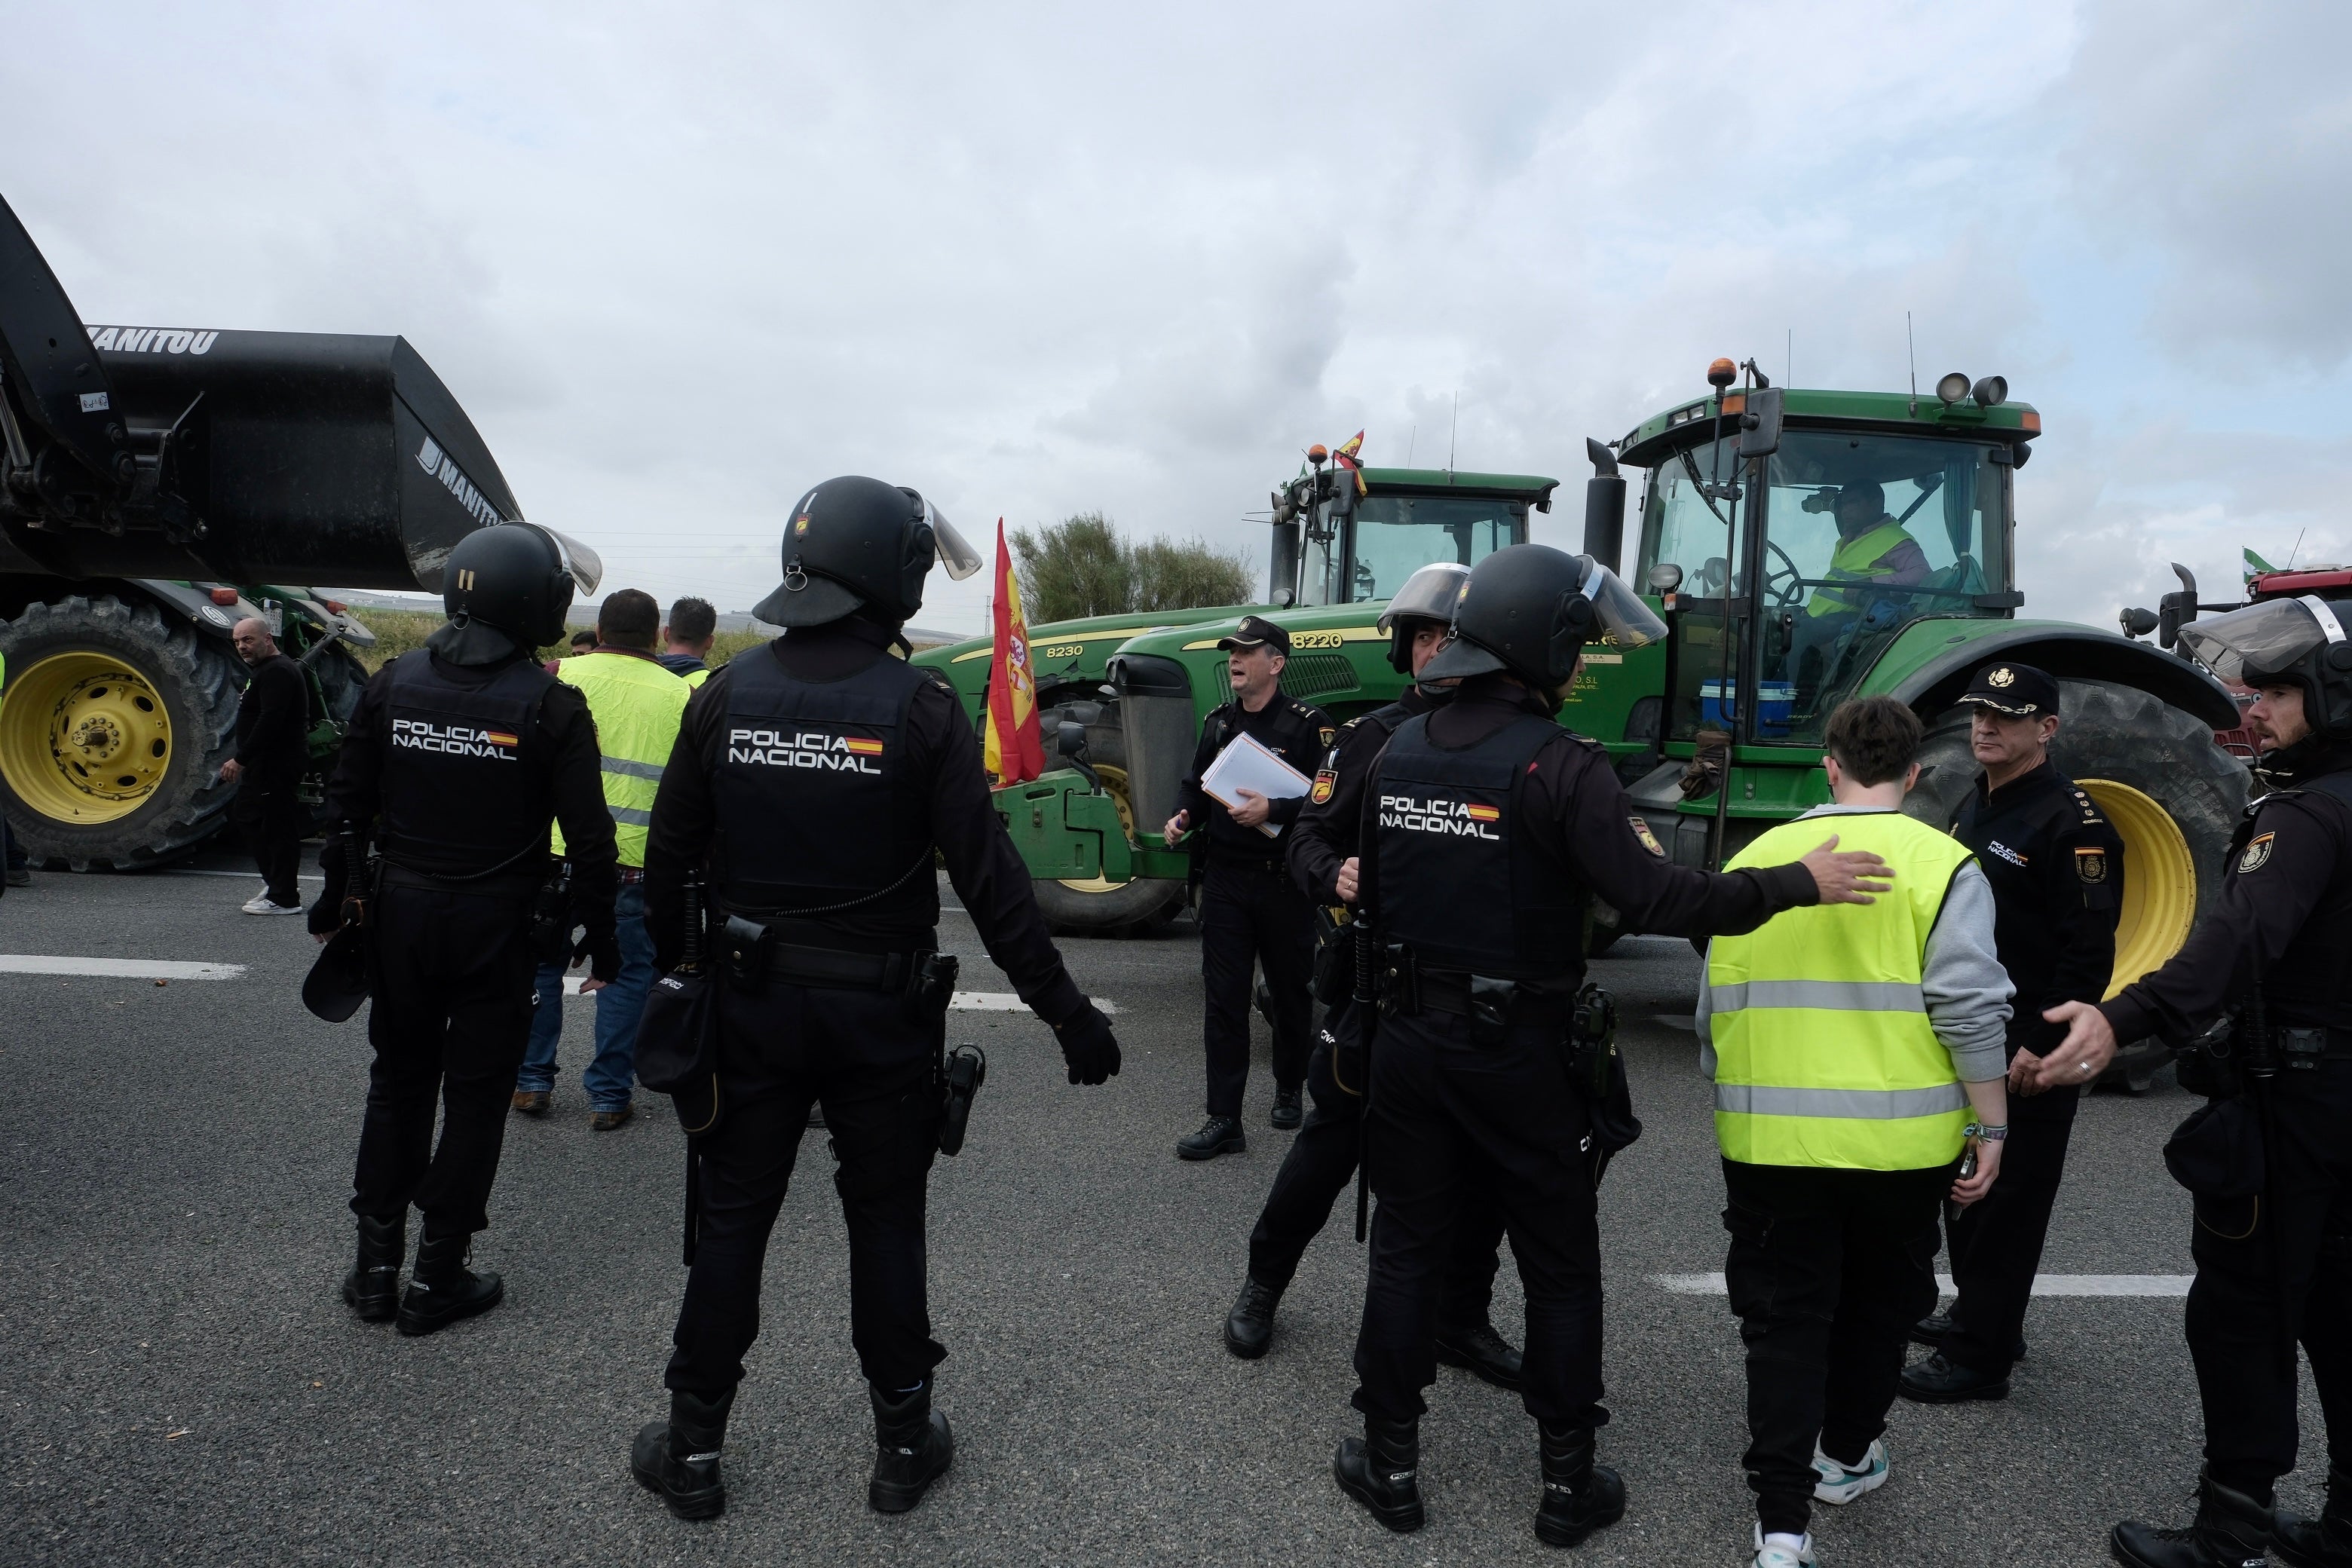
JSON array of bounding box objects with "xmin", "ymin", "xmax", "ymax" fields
[
  {"xmin": 954, "ymin": 991, "xmax": 1118, "ymax": 1015},
  {"xmin": 0, "ymin": 955, "xmax": 244, "ymax": 980},
  {"xmin": 1652, "ymin": 1272, "xmax": 2191, "ymax": 1297},
  {"xmin": 163, "ymin": 869, "xmax": 323, "ymax": 882}
]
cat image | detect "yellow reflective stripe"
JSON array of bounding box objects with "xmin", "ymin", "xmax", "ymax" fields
[
  {"xmin": 1708, "ymin": 980, "xmax": 1927, "ymax": 1015},
  {"xmin": 602, "ymin": 755, "xmax": 664, "ymax": 780},
  {"xmin": 1715, "ymin": 1083, "xmax": 1968, "ymax": 1119},
  {"xmin": 609, "ymin": 806, "xmax": 654, "ymax": 826}
]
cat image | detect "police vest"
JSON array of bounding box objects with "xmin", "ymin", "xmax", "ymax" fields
[
  {"xmin": 376, "ymin": 651, "xmax": 556, "ymax": 874},
  {"xmin": 1805, "ymin": 520, "xmax": 1916, "ymax": 618},
  {"xmin": 706, "ymin": 644, "xmax": 937, "ymax": 939},
  {"xmin": 1708, "ymin": 810, "xmax": 1975, "ymax": 1169},
  {"xmin": 549, "ymin": 650, "xmax": 689, "ymax": 868},
  {"xmin": 1370, "ymin": 711, "xmax": 1582, "ymax": 978}
]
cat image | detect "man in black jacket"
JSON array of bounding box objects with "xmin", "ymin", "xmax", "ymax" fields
[
  {"xmin": 1902, "ymin": 662, "xmax": 2124, "ymax": 1404},
  {"xmin": 1163, "ymin": 615, "xmax": 1332, "ymax": 1157},
  {"xmin": 313, "ymin": 523, "xmax": 620, "ymax": 1338},
  {"xmin": 223, "ymin": 617, "xmax": 312, "ymax": 914}
]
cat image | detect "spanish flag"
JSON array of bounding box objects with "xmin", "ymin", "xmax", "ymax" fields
[
  {"xmin": 985, "ymin": 517, "xmax": 1046, "ymax": 786},
  {"xmin": 1332, "ymin": 430, "xmax": 1368, "ymax": 497}
]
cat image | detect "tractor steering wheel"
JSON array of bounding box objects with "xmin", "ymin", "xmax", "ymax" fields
[{"xmin": 1762, "ymin": 541, "xmax": 1806, "ymax": 609}]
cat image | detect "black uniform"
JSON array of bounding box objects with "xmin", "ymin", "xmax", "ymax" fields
[
  {"xmin": 1177, "ymin": 691, "xmax": 1333, "ymax": 1119},
  {"xmin": 324, "ymin": 648, "xmax": 620, "ymax": 1241},
  {"xmin": 1245, "ymin": 689, "xmax": 1507, "ymax": 1321},
  {"xmin": 232, "ymin": 651, "xmax": 312, "ymax": 908},
  {"xmin": 1352, "ymin": 678, "xmax": 1818, "ymax": 1427},
  {"xmin": 2101, "ymin": 756, "xmax": 2352, "ymax": 1502},
  {"xmin": 1938, "ymin": 761, "xmax": 2124, "ymax": 1373},
  {"xmin": 642, "ymin": 618, "xmax": 1089, "ymax": 1399}
]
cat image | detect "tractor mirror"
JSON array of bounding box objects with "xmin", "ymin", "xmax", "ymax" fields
[
  {"xmin": 1736, "ymin": 387, "xmax": 1784, "ymax": 459},
  {"xmin": 2120, "ymin": 606, "xmax": 2159, "ymax": 640},
  {"xmin": 1581, "ymin": 439, "xmax": 1626, "ymax": 571},
  {"xmin": 2158, "ymin": 590, "xmax": 2197, "ymax": 651}
]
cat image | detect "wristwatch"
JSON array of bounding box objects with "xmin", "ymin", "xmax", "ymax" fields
[{"xmin": 1963, "ymin": 1122, "xmax": 2010, "ymax": 1142}]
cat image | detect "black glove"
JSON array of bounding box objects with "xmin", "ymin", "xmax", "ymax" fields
[
  {"xmin": 1054, "ymin": 1003, "xmax": 1122, "ymax": 1086},
  {"xmin": 573, "ymin": 929, "xmax": 623, "ymax": 984},
  {"xmin": 310, "ymin": 830, "xmax": 359, "ymax": 936}
]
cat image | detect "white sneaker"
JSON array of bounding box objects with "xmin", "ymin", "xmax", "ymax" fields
[
  {"xmin": 1751, "ymin": 1521, "xmax": 1818, "ymax": 1566},
  {"xmin": 1811, "ymin": 1436, "xmax": 1888, "ymax": 1504},
  {"xmin": 242, "ymin": 893, "xmax": 302, "ymax": 916}
]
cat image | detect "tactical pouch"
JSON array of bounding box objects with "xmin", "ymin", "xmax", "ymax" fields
[
  {"xmin": 909, "ymin": 951, "xmax": 960, "ymax": 1011},
  {"xmin": 1312, "ymin": 907, "xmax": 1355, "ymax": 1006},
  {"xmin": 528, "ymin": 861, "xmax": 577, "ymax": 966},
  {"xmin": 1468, "ymin": 975, "xmax": 1517, "ymax": 1047},
  {"xmin": 2278, "ymin": 1027, "xmax": 2329, "ymax": 1070},
  {"xmin": 938, "ymin": 1044, "xmax": 988, "ymax": 1156},
  {"xmin": 2174, "ymin": 1012, "xmax": 2246, "ymax": 1100},
  {"xmin": 721, "ymin": 914, "xmax": 774, "ymax": 994},
  {"xmin": 1566, "ymin": 985, "xmax": 1621, "ymax": 1101},
  {"xmin": 1377, "ymin": 943, "xmax": 1421, "ymax": 1017}
]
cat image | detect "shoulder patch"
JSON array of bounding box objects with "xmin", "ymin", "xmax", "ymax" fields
[
  {"xmin": 1310, "ymin": 768, "xmax": 1337, "ymax": 804},
  {"xmin": 2074, "ymin": 845, "xmax": 2109, "ymax": 884},
  {"xmin": 2239, "ymin": 831, "xmax": 2276, "ymax": 874},
  {"xmin": 1318, "ymin": 724, "xmax": 1335, "ymax": 748},
  {"xmin": 1630, "ymin": 816, "xmax": 1667, "ymax": 859}
]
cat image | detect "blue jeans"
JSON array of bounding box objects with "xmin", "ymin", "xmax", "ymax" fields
[{"xmin": 516, "ymin": 880, "xmax": 654, "ymax": 1110}]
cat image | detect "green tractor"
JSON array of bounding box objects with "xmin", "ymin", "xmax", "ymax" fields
[
  {"xmin": 1587, "ymin": 361, "xmax": 2245, "ymax": 1058},
  {"xmin": 912, "ymin": 460, "xmax": 1558, "ymax": 933}
]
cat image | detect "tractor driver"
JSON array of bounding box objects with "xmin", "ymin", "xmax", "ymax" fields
[{"xmin": 1789, "ymin": 482, "xmax": 1931, "ymax": 702}]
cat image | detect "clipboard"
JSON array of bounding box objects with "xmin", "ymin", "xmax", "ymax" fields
[{"xmin": 1200, "ymin": 731, "xmax": 1311, "ymax": 838}]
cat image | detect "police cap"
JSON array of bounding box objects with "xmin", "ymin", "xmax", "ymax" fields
[{"xmin": 1956, "ymin": 661, "xmax": 2060, "ymax": 718}]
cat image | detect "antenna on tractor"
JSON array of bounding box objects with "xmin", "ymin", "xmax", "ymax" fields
[
  {"xmin": 1786, "ymin": 328, "xmax": 1793, "ymax": 387},
  {"xmin": 1906, "ymin": 311, "xmax": 1919, "ymax": 416},
  {"xmin": 1407, "ymin": 421, "xmax": 1416, "ymax": 467},
  {"xmin": 1448, "ymin": 391, "xmax": 1459, "ymax": 474},
  {"xmin": 2287, "ymin": 528, "xmax": 2307, "ymax": 570}
]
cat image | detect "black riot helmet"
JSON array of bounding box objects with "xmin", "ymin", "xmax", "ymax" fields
[
  {"xmin": 440, "ymin": 522, "xmax": 602, "ymax": 649},
  {"xmin": 2180, "ymin": 594, "xmax": 2352, "ymax": 744},
  {"xmin": 1375, "ymin": 562, "xmax": 1471, "ymax": 674},
  {"xmin": 1418, "ymin": 544, "xmax": 1666, "ymax": 708},
  {"xmin": 752, "ymin": 476, "xmax": 982, "ymax": 630}
]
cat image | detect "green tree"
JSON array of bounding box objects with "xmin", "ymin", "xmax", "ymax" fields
[{"xmin": 1010, "ymin": 513, "xmax": 1252, "ymax": 622}]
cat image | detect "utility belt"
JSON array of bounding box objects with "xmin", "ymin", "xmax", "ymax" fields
[
  {"xmin": 712, "ymin": 911, "xmax": 959, "ymax": 1003},
  {"xmin": 380, "ymin": 860, "xmax": 548, "ymax": 901},
  {"xmin": 2176, "ymin": 1014, "xmax": 2352, "ymax": 1100}
]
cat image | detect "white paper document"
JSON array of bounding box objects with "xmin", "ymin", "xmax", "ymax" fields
[{"xmin": 1199, "ymin": 731, "xmax": 1312, "ymax": 838}]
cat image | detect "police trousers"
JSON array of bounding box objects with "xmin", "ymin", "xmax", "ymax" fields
[
  {"xmin": 350, "ymin": 884, "xmax": 538, "ymax": 1239},
  {"xmin": 665, "ymin": 978, "xmax": 947, "ymax": 1398},
  {"xmin": 1352, "ymin": 1003, "xmax": 1598, "ymax": 1428},
  {"xmin": 1248, "ymin": 1005, "xmax": 1506, "ymax": 1325},
  {"xmin": 1940, "ymin": 1080, "xmax": 2078, "ymax": 1371},
  {"xmin": 1199, "ymin": 860, "xmax": 1313, "ymax": 1120},
  {"xmin": 2186, "ymin": 1061, "xmax": 2352, "ymax": 1496}
]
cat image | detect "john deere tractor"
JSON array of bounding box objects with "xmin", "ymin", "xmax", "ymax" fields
[
  {"xmin": 913, "ymin": 458, "xmax": 1557, "ymax": 932},
  {"xmin": 0, "ymin": 192, "xmax": 544, "ymax": 868}
]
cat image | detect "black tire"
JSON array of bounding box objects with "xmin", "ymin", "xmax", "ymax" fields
[
  {"xmin": 1028, "ymin": 703, "xmax": 1188, "ymax": 937},
  {"xmin": 0, "ymin": 594, "xmax": 243, "ymax": 869}
]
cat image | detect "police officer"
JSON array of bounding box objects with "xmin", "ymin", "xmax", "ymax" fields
[
  {"xmin": 1162, "ymin": 614, "xmax": 1332, "ymax": 1158},
  {"xmin": 1223, "ymin": 564, "xmax": 1519, "ymax": 1391},
  {"xmin": 2037, "ymin": 596, "xmax": 2352, "ymax": 1568},
  {"xmin": 1333, "ymin": 544, "xmax": 1896, "ymax": 1545},
  {"xmin": 1901, "ymin": 662, "xmax": 2124, "ymax": 1404},
  {"xmin": 628, "ymin": 476, "xmax": 1122, "ymax": 1521},
  {"xmin": 316, "ymin": 521, "xmax": 619, "ymax": 1337}
]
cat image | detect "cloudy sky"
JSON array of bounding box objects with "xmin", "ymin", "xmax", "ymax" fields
[{"xmin": 8, "ymin": 1, "xmax": 2346, "ymax": 635}]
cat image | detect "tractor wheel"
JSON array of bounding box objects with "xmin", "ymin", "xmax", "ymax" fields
[
  {"xmin": 1908, "ymin": 679, "xmax": 2249, "ymax": 1083},
  {"xmin": 0, "ymin": 595, "xmax": 243, "ymax": 868},
  {"xmin": 1028, "ymin": 705, "xmax": 1188, "ymax": 937}
]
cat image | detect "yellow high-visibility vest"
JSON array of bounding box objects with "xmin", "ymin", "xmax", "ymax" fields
[
  {"xmin": 550, "ymin": 650, "xmax": 689, "ymax": 868},
  {"xmin": 1805, "ymin": 520, "xmax": 1918, "ymax": 618},
  {"xmin": 1708, "ymin": 809, "xmax": 1975, "ymax": 1170},
  {"xmin": 684, "ymin": 666, "xmax": 709, "ymax": 690}
]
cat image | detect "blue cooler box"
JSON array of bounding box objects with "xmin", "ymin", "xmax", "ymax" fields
[{"xmin": 1700, "ymin": 681, "xmax": 1796, "ymax": 736}]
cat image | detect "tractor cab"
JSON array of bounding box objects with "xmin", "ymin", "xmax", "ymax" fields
[
  {"xmin": 1266, "ymin": 458, "xmax": 1554, "ymax": 609},
  {"xmin": 1615, "ymin": 369, "xmax": 2037, "ymax": 750}
]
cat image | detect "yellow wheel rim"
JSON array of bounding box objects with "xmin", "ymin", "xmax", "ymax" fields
[
  {"xmin": 2078, "ymin": 778, "xmax": 2197, "ymax": 1000},
  {"xmin": 0, "ymin": 651, "xmax": 176, "ymax": 825},
  {"xmin": 1058, "ymin": 763, "xmax": 1137, "ymax": 893}
]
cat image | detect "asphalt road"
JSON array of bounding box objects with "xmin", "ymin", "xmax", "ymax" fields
[{"xmin": 0, "ymin": 851, "xmax": 2330, "ymax": 1566}]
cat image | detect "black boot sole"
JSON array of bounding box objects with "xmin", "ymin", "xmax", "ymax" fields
[
  {"xmin": 396, "ymin": 1278, "xmax": 505, "ymax": 1337},
  {"xmin": 1535, "ymin": 1496, "xmax": 1626, "ymax": 1549},
  {"xmin": 869, "ymin": 1416, "xmax": 954, "ymax": 1514},
  {"xmin": 1178, "ymin": 1135, "xmax": 1245, "ymax": 1161},
  {"xmin": 1433, "ymin": 1337, "xmax": 1523, "ymax": 1392},
  {"xmin": 1223, "ymin": 1322, "xmax": 1272, "ymax": 1359},
  {"xmin": 1334, "ymin": 1441, "xmax": 1425, "ymax": 1533},
  {"xmin": 630, "ymin": 1431, "xmax": 727, "ymax": 1521},
  {"xmin": 342, "ymin": 1279, "xmax": 399, "ymax": 1322},
  {"xmin": 1897, "ymin": 1373, "xmax": 2010, "ymax": 1404}
]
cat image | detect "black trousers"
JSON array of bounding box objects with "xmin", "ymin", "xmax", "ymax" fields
[
  {"xmin": 1248, "ymin": 1010, "xmax": 1506, "ymax": 1325},
  {"xmin": 1352, "ymin": 1004, "xmax": 1600, "ymax": 1427},
  {"xmin": 1199, "ymin": 860, "xmax": 1313, "ymax": 1120},
  {"xmin": 232, "ymin": 772, "xmax": 306, "ymax": 907},
  {"xmin": 666, "ymin": 979, "xmax": 945, "ymax": 1398},
  {"xmin": 1722, "ymin": 1158, "xmax": 1948, "ymax": 1537},
  {"xmin": 2186, "ymin": 1061, "xmax": 2352, "ymax": 1496},
  {"xmin": 1940, "ymin": 1083, "xmax": 2078, "ymax": 1371},
  {"xmin": 350, "ymin": 885, "xmax": 538, "ymax": 1239}
]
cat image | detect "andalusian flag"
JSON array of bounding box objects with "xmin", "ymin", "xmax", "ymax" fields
[
  {"xmin": 985, "ymin": 518, "xmax": 1046, "ymax": 786},
  {"xmin": 1332, "ymin": 430, "xmax": 1368, "ymax": 496}
]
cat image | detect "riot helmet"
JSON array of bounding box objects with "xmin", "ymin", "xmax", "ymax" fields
[
  {"xmin": 1376, "ymin": 562, "xmax": 1471, "ymax": 674},
  {"xmin": 440, "ymin": 522, "xmax": 602, "ymax": 650},
  {"xmin": 2179, "ymin": 594, "xmax": 2352, "ymax": 743},
  {"xmin": 752, "ymin": 476, "xmax": 982, "ymax": 630},
  {"xmin": 1418, "ymin": 544, "xmax": 1666, "ymax": 706}
]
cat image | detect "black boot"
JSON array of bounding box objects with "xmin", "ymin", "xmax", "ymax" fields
[
  {"xmin": 341, "ymin": 1213, "xmax": 404, "ymax": 1322},
  {"xmin": 1225, "ymin": 1276, "xmax": 1282, "ymax": 1360},
  {"xmin": 1534, "ymin": 1422, "xmax": 1625, "ymax": 1548},
  {"xmin": 1334, "ymin": 1415, "xmax": 1424, "ymax": 1533},
  {"xmin": 631, "ymin": 1389, "xmax": 733, "ymax": 1521},
  {"xmin": 395, "ymin": 1233, "xmax": 505, "ymax": 1337},
  {"xmin": 2274, "ymin": 1464, "xmax": 2352, "ymax": 1568},
  {"xmin": 868, "ymin": 1381, "xmax": 953, "ymax": 1513},
  {"xmin": 1434, "ymin": 1318, "xmax": 1524, "ymax": 1392},
  {"xmin": 2111, "ymin": 1468, "xmax": 2274, "ymax": 1568}
]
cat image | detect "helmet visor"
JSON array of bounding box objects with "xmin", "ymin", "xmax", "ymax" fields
[
  {"xmin": 1577, "ymin": 558, "xmax": 1668, "ymax": 649},
  {"xmin": 2179, "ymin": 595, "xmax": 2346, "ymax": 683},
  {"xmin": 537, "ymin": 524, "xmax": 604, "ymax": 595},
  {"xmin": 924, "ymin": 501, "xmax": 984, "ymax": 581},
  {"xmin": 1377, "ymin": 562, "xmax": 1471, "ymax": 635}
]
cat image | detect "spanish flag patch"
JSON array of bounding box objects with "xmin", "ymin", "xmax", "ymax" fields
[
  {"xmin": 1464, "ymin": 804, "xmax": 1501, "ymax": 823},
  {"xmin": 844, "ymin": 737, "xmax": 884, "ymax": 757},
  {"xmin": 1310, "ymin": 769, "xmax": 1336, "ymax": 804},
  {"xmin": 485, "ymin": 730, "xmax": 519, "ymax": 747}
]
